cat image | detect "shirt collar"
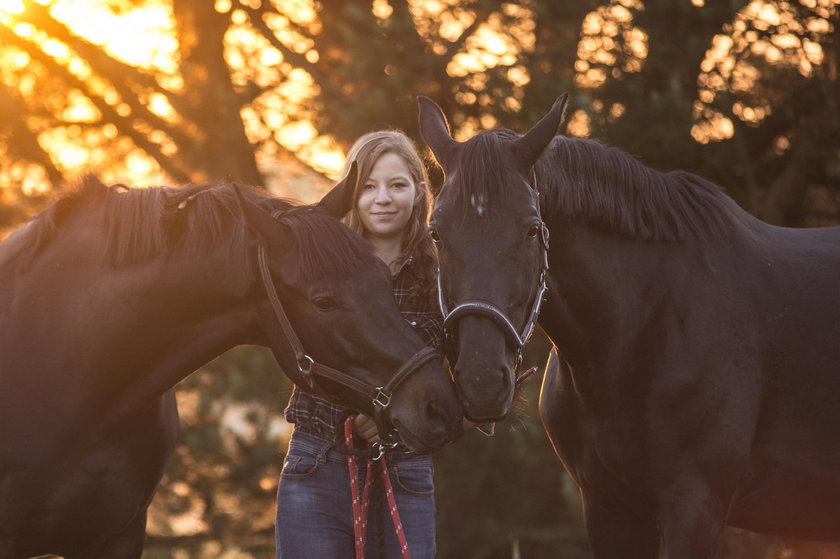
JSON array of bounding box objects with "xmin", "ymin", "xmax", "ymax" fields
[{"xmin": 393, "ymin": 254, "xmax": 415, "ymax": 278}]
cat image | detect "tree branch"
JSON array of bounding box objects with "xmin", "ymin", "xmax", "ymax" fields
[
  {"xmin": 443, "ymin": 8, "xmax": 489, "ymax": 62},
  {"xmin": 0, "ymin": 82, "xmax": 64, "ymax": 189},
  {"xmin": 17, "ymin": 3, "xmax": 165, "ymax": 94},
  {"xmin": 235, "ymin": 0, "xmax": 326, "ymax": 84},
  {"xmin": 0, "ymin": 28, "xmax": 191, "ymax": 183},
  {"xmin": 15, "ymin": 2, "xmax": 197, "ymax": 140}
]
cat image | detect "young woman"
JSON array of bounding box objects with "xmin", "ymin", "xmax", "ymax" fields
[{"xmin": 276, "ymin": 130, "xmax": 442, "ymax": 558}]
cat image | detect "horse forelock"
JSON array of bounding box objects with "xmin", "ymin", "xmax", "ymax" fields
[
  {"xmin": 539, "ymin": 137, "xmax": 735, "ymax": 241},
  {"xmin": 445, "ymin": 130, "xmax": 535, "ymax": 221},
  {"xmin": 440, "ymin": 129, "xmax": 735, "ymax": 241},
  {"xmin": 277, "ymin": 207, "xmax": 372, "ymax": 283}
]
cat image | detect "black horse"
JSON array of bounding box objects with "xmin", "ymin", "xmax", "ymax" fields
[
  {"xmin": 419, "ymin": 95, "xmax": 840, "ymax": 558},
  {"xmin": 0, "ymin": 173, "xmax": 462, "ymax": 558}
]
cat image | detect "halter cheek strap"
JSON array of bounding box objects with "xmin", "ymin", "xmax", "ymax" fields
[
  {"xmin": 256, "ymin": 214, "xmax": 435, "ymax": 440},
  {"xmin": 436, "ymin": 230, "xmax": 548, "ymax": 351},
  {"xmin": 437, "ymin": 238, "xmax": 547, "ymax": 369},
  {"xmin": 443, "ymin": 300, "xmax": 530, "ymax": 348},
  {"xmin": 437, "ymin": 171, "xmax": 550, "ymax": 378}
]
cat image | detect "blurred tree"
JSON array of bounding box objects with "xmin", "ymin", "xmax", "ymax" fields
[
  {"xmin": 143, "ymin": 346, "xmax": 290, "ymax": 557},
  {"xmin": 550, "ymin": 0, "xmax": 840, "ymax": 227},
  {"xmin": 0, "ymin": 0, "xmax": 260, "ymax": 190},
  {"xmin": 435, "ymin": 335, "xmax": 592, "ymax": 559},
  {"xmin": 2, "ymin": 1, "xmax": 840, "ymax": 557},
  {"xmin": 693, "ymin": 0, "xmax": 840, "ymax": 226}
]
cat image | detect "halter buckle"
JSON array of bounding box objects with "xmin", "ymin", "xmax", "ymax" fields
[{"xmin": 372, "ymin": 387, "xmax": 392, "ymax": 409}]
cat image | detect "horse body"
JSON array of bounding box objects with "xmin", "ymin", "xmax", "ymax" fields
[
  {"xmin": 724, "ymin": 224, "xmax": 840, "ymax": 538},
  {"xmin": 0, "ymin": 208, "xmax": 242, "ymax": 557},
  {"xmin": 419, "ymin": 95, "xmax": 840, "ymax": 557},
  {"xmin": 540, "ymin": 207, "xmax": 840, "ymax": 551},
  {"xmin": 0, "ymin": 177, "xmax": 461, "ymax": 558},
  {"xmin": 0, "ymin": 392, "xmax": 178, "ymax": 558}
]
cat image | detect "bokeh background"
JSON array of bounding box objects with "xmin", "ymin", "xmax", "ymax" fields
[{"xmin": 1, "ymin": 0, "xmax": 839, "ymax": 557}]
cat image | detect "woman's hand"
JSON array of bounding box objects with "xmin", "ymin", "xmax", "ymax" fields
[{"xmin": 353, "ymin": 414, "xmax": 381, "ymax": 444}]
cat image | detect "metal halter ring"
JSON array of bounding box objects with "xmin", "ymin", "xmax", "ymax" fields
[
  {"xmin": 370, "ymin": 440, "xmax": 400, "ymax": 461},
  {"xmin": 297, "ymin": 354, "xmax": 314, "ymax": 375}
]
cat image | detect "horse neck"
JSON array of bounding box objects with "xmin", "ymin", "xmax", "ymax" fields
[
  {"xmin": 3, "ymin": 228, "xmax": 257, "ymax": 423},
  {"xmin": 535, "ymin": 144, "xmax": 738, "ymax": 362},
  {"xmin": 539, "ymin": 219, "xmax": 686, "ymax": 376}
]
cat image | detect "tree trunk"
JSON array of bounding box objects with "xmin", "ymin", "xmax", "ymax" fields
[{"xmin": 173, "ymin": 0, "xmax": 262, "ymax": 184}]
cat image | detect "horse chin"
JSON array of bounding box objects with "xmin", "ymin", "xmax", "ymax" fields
[
  {"xmin": 391, "ymin": 418, "xmax": 454, "ymax": 454},
  {"xmin": 392, "ymin": 421, "xmax": 432, "ymax": 453},
  {"xmin": 460, "ymin": 400, "xmax": 512, "ymax": 424},
  {"xmin": 455, "ymin": 370, "xmax": 515, "ymax": 423}
]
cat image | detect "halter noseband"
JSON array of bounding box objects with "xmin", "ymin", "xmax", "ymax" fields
[
  {"xmin": 257, "ymin": 210, "xmax": 437, "ymax": 440},
  {"xmin": 437, "ymin": 171, "xmax": 549, "ymax": 379}
]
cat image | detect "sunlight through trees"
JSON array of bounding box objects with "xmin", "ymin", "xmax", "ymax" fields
[{"xmin": 1, "ymin": 1, "xmax": 839, "ymax": 556}]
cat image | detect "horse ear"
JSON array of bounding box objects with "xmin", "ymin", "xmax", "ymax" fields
[
  {"xmin": 418, "ymin": 96, "xmax": 460, "ymax": 174},
  {"xmin": 512, "ymin": 93, "xmax": 569, "ymax": 175},
  {"xmin": 318, "ymin": 161, "xmax": 358, "ymax": 219},
  {"xmin": 232, "ymin": 184, "xmax": 280, "ymax": 244}
]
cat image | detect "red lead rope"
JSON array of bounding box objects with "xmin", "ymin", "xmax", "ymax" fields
[{"xmin": 344, "ymin": 415, "xmax": 411, "ymax": 559}]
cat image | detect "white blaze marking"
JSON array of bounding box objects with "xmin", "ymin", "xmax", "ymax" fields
[{"xmin": 470, "ymin": 193, "xmax": 486, "ymax": 216}]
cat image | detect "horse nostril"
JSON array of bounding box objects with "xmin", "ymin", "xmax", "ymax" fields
[
  {"xmin": 501, "ymin": 365, "xmax": 513, "ymax": 389},
  {"xmin": 426, "ymin": 400, "xmax": 450, "ymax": 434}
]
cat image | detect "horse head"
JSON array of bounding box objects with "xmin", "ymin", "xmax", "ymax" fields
[
  {"xmin": 417, "ymin": 95, "xmax": 568, "ymax": 422},
  {"xmin": 235, "ymin": 169, "xmax": 462, "ymax": 452}
]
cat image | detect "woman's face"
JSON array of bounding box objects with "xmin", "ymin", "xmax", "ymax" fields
[{"xmin": 356, "ymin": 152, "xmax": 417, "ymax": 242}]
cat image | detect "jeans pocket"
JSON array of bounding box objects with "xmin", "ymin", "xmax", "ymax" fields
[
  {"xmin": 391, "ymin": 462, "xmax": 434, "ymax": 496},
  {"xmin": 281, "ymin": 450, "xmax": 321, "ymax": 479}
]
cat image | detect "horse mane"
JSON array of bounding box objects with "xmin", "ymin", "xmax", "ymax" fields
[
  {"xmin": 541, "ymin": 136, "xmax": 736, "ymax": 241},
  {"xmin": 4, "ymin": 175, "xmax": 371, "ymax": 280},
  {"xmin": 270, "ymin": 205, "xmax": 372, "ymax": 282},
  {"xmin": 2, "ymin": 176, "xmax": 112, "ymax": 269},
  {"xmin": 451, "ymin": 130, "xmax": 737, "ymax": 241}
]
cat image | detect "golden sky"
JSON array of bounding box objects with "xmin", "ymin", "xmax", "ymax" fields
[
  {"xmin": 0, "ymin": 0, "xmax": 540, "ymax": 196},
  {"xmin": 0, "ymin": 0, "xmax": 837, "ymax": 200}
]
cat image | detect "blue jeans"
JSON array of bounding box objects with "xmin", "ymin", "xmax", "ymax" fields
[{"xmin": 276, "ymin": 430, "xmax": 436, "ymax": 559}]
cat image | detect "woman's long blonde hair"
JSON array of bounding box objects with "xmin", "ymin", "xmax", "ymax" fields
[{"xmin": 340, "ymin": 130, "xmax": 437, "ymax": 304}]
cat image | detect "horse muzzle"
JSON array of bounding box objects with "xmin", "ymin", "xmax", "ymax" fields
[
  {"xmin": 449, "ymin": 314, "xmax": 517, "ymax": 422},
  {"xmin": 387, "ymin": 364, "xmax": 464, "ymax": 452}
]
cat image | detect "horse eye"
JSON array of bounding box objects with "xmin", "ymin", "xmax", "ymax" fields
[
  {"xmin": 313, "ymin": 297, "xmax": 338, "ymax": 311},
  {"xmin": 526, "ymin": 224, "xmax": 541, "ymax": 239},
  {"xmin": 429, "ymin": 228, "xmax": 441, "ymax": 244}
]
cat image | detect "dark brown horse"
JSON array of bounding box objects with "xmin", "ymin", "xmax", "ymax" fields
[
  {"xmin": 0, "ymin": 174, "xmax": 461, "ymax": 558},
  {"xmin": 419, "ymin": 95, "xmax": 840, "ymax": 558}
]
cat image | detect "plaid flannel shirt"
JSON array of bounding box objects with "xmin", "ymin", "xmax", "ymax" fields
[{"xmin": 284, "ymin": 255, "xmax": 443, "ymax": 442}]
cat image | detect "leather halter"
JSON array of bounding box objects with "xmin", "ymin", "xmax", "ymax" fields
[
  {"xmin": 437, "ymin": 172, "xmax": 549, "ymax": 376},
  {"xmin": 255, "ymin": 211, "xmax": 438, "ymax": 438}
]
